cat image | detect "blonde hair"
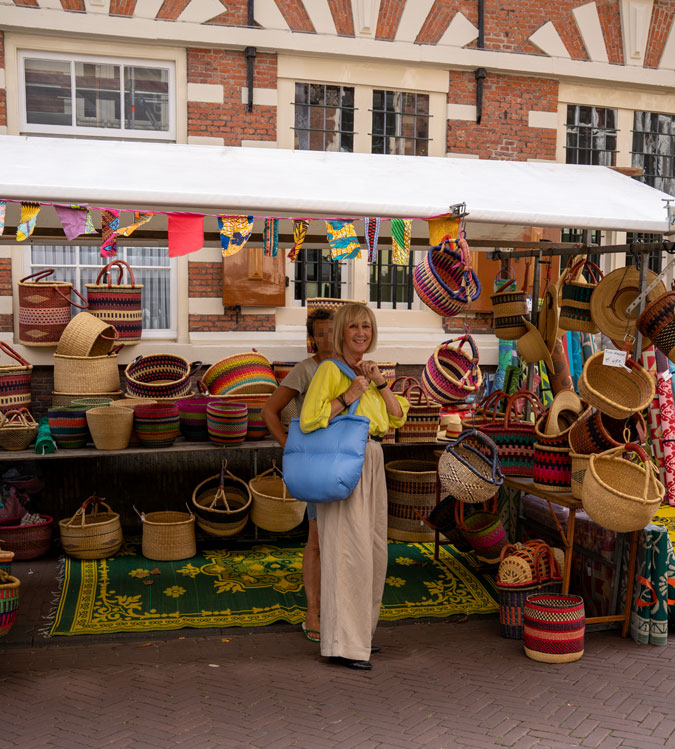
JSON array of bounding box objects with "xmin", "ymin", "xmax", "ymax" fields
[{"xmin": 332, "ymin": 303, "xmax": 378, "ymax": 356}]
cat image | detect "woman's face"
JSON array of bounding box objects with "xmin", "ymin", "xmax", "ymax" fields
[
  {"xmin": 311, "ymin": 319, "xmax": 334, "ymax": 358},
  {"xmin": 342, "ymin": 315, "xmax": 372, "ymax": 359}
]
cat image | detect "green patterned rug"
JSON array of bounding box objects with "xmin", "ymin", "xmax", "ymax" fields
[{"xmin": 49, "ymin": 540, "xmax": 498, "ymax": 636}]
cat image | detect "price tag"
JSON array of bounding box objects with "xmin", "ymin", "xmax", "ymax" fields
[
  {"xmin": 526, "ymin": 296, "xmax": 532, "ymax": 312},
  {"xmin": 603, "ymin": 349, "xmax": 630, "ymax": 371}
]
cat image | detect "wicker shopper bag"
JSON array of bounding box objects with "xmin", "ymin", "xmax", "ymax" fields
[
  {"xmin": 455, "ymin": 496, "xmax": 509, "ymax": 564},
  {"xmin": 578, "ymin": 351, "xmax": 654, "ymax": 419},
  {"xmin": 0, "ymin": 514, "xmax": 53, "ymax": 560},
  {"xmin": 18, "ymin": 269, "xmax": 88, "ymax": 346},
  {"xmin": 583, "ymin": 443, "xmax": 665, "ymax": 533},
  {"xmin": 86, "ymin": 259, "xmax": 143, "ymax": 344},
  {"xmin": 137, "ymin": 507, "xmax": 196, "ymax": 561},
  {"xmin": 249, "ymin": 463, "xmax": 306, "ymax": 533},
  {"xmin": 0, "ymin": 408, "xmax": 38, "ymax": 450},
  {"xmin": 559, "ymin": 258, "xmax": 603, "ymax": 334},
  {"xmin": 0, "ymin": 342, "xmax": 32, "ymax": 415},
  {"xmin": 532, "ymin": 443, "xmax": 572, "ymax": 493},
  {"xmin": 58, "ymin": 495, "xmax": 123, "ymax": 559},
  {"xmin": 421, "ymin": 334, "xmax": 483, "ymax": 405},
  {"xmin": 396, "ymin": 383, "xmax": 441, "ymax": 443},
  {"xmin": 438, "ymin": 429, "xmax": 503, "ymax": 503},
  {"xmin": 568, "ymin": 408, "xmax": 647, "ymax": 454},
  {"xmin": 490, "ymin": 264, "xmax": 528, "ymax": 340}
]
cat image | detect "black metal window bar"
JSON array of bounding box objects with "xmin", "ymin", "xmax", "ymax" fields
[
  {"xmin": 293, "ymin": 83, "xmax": 355, "ymax": 152},
  {"xmin": 566, "ymin": 105, "xmax": 618, "ymax": 166},
  {"xmin": 369, "ymin": 249, "xmax": 416, "ymax": 309},
  {"xmin": 371, "ymin": 90, "xmax": 431, "ymax": 156},
  {"xmin": 626, "ymin": 233, "xmax": 664, "ymax": 273},
  {"xmin": 632, "ymin": 111, "xmax": 675, "ymax": 196},
  {"xmin": 293, "ymin": 248, "xmax": 346, "ymax": 304}
]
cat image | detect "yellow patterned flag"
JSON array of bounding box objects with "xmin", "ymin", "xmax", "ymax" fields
[
  {"xmin": 391, "ymin": 218, "xmax": 411, "ymax": 266},
  {"xmin": 16, "ymin": 202, "xmax": 41, "ymax": 242},
  {"xmin": 427, "ymin": 215, "xmax": 460, "ymax": 246},
  {"xmin": 117, "ymin": 212, "xmax": 154, "ymax": 237},
  {"xmin": 326, "ymin": 220, "xmax": 361, "ymax": 260},
  {"xmin": 219, "ymin": 215, "xmax": 254, "ymax": 258},
  {"xmin": 288, "ymin": 219, "xmax": 309, "ymax": 262}
]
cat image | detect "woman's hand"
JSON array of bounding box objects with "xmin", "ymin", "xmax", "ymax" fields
[
  {"xmin": 345, "ymin": 375, "xmax": 369, "ymax": 404},
  {"xmin": 357, "ymin": 360, "xmax": 386, "ymax": 387}
]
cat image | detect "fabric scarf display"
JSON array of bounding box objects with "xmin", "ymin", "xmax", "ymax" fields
[
  {"xmin": 427, "ymin": 215, "xmax": 460, "ymax": 246},
  {"xmin": 326, "ymin": 220, "xmax": 361, "ymax": 260},
  {"xmin": 263, "ymin": 218, "xmax": 279, "ymax": 257},
  {"xmin": 656, "ymin": 349, "xmax": 675, "ymax": 506},
  {"xmin": 116, "ymin": 212, "xmax": 154, "ymax": 238},
  {"xmin": 168, "ymin": 213, "xmax": 204, "ymax": 257},
  {"xmin": 288, "ymin": 219, "xmax": 310, "ymax": 262},
  {"xmin": 641, "ymin": 347, "xmax": 667, "ymax": 486},
  {"xmin": 580, "ymin": 332, "xmax": 596, "ymax": 363},
  {"xmin": 0, "ymin": 201, "xmax": 6, "ymax": 236},
  {"xmin": 391, "ymin": 218, "xmax": 412, "ymax": 266},
  {"xmin": 100, "ymin": 209, "xmax": 120, "ymax": 257},
  {"xmin": 16, "ymin": 202, "xmax": 41, "ymax": 242},
  {"xmin": 364, "ymin": 217, "xmax": 380, "ymax": 263},
  {"xmin": 218, "ymin": 215, "xmax": 254, "ymax": 258},
  {"xmin": 54, "ymin": 204, "xmax": 97, "ymax": 241}
]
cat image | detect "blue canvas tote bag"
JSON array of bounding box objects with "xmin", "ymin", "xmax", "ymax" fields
[{"xmin": 282, "ymin": 359, "xmax": 370, "ymax": 503}]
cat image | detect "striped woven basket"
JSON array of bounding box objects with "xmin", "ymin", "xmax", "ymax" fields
[
  {"xmin": 176, "ymin": 396, "xmax": 216, "ymax": 442},
  {"xmin": 421, "ymin": 334, "xmax": 483, "ymax": 405},
  {"xmin": 637, "ymin": 291, "xmax": 675, "ymax": 362},
  {"xmin": 206, "ymin": 401, "xmax": 248, "ymax": 444},
  {"xmin": 0, "ymin": 574, "xmax": 20, "ymax": 638},
  {"xmin": 524, "ymin": 594, "xmax": 585, "ymax": 663},
  {"xmin": 568, "ymin": 408, "xmax": 646, "ymax": 454},
  {"xmin": 201, "ymin": 351, "xmax": 276, "ymax": 396},
  {"xmin": 125, "ymin": 354, "xmax": 200, "ymax": 399},
  {"xmin": 85, "ymin": 259, "xmax": 143, "ymax": 344},
  {"xmin": 559, "ymin": 259, "xmax": 603, "ymax": 334},
  {"xmin": 133, "ymin": 403, "xmax": 180, "ymax": 448},
  {"xmin": 384, "ymin": 460, "xmax": 437, "ymax": 542},
  {"xmin": 0, "ymin": 515, "xmax": 53, "ymax": 560},
  {"xmin": 48, "ymin": 406, "xmax": 89, "ymax": 448},
  {"xmin": 532, "ymin": 443, "xmax": 572, "ymax": 493},
  {"xmin": 497, "ymin": 579, "xmax": 562, "ymax": 640},
  {"xmin": 491, "ymin": 266, "xmax": 528, "ymax": 340},
  {"xmin": 0, "ymin": 342, "xmax": 32, "ymax": 415},
  {"xmin": 396, "ymin": 384, "xmax": 441, "ymax": 443}
]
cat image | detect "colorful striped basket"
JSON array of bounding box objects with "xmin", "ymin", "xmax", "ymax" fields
[
  {"xmin": 532, "ymin": 443, "xmax": 572, "ymax": 493},
  {"xmin": 384, "ymin": 460, "xmax": 437, "ymax": 542},
  {"xmin": 85, "ymin": 259, "xmax": 143, "ymax": 345},
  {"xmin": 559, "ymin": 259, "xmax": 603, "ymax": 334},
  {"xmin": 498, "ymin": 580, "xmax": 563, "ymax": 640},
  {"xmin": 395, "ymin": 384, "xmax": 441, "ymax": 444},
  {"xmin": 490, "ymin": 265, "xmax": 528, "ymax": 340},
  {"xmin": 223, "ymin": 393, "xmax": 269, "ymax": 440},
  {"xmin": 455, "ymin": 497, "xmax": 509, "ymax": 564},
  {"xmin": 125, "ymin": 354, "xmax": 201, "ymax": 400},
  {"xmin": 421, "ymin": 334, "xmax": 483, "ymax": 405},
  {"xmin": 568, "ymin": 408, "xmax": 646, "ymax": 454},
  {"xmin": 637, "ymin": 291, "xmax": 675, "ymax": 363},
  {"xmin": 0, "ymin": 574, "xmax": 20, "ymax": 638},
  {"xmin": 0, "ymin": 342, "xmax": 32, "ymax": 415},
  {"xmin": 412, "ymin": 239, "xmax": 481, "ymax": 318},
  {"xmin": 206, "ymin": 401, "xmax": 248, "ymax": 445},
  {"xmin": 523, "ymin": 594, "xmax": 585, "ymax": 663},
  {"xmin": 191, "ymin": 461, "xmax": 252, "ymax": 537},
  {"xmin": 176, "ymin": 397, "xmax": 216, "ymax": 442},
  {"xmin": 201, "ymin": 351, "xmax": 276, "ymax": 396},
  {"xmin": 272, "ymin": 361, "xmax": 297, "ymax": 384},
  {"xmin": 47, "ymin": 406, "xmax": 89, "ymax": 448},
  {"xmin": 133, "ymin": 403, "xmax": 180, "ymax": 448}
]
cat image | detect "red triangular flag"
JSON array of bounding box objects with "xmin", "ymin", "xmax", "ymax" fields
[{"xmin": 168, "ymin": 213, "xmax": 204, "ymax": 257}]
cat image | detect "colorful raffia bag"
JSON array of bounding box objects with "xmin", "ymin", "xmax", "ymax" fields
[
  {"xmin": 437, "ymin": 429, "xmax": 503, "ymax": 503},
  {"xmin": 0, "ymin": 342, "xmax": 32, "ymax": 415},
  {"xmin": 559, "ymin": 258, "xmax": 603, "ymax": 334},
  {"xmin": 455, "ymin": 496, "xmax": 509, "ymax": 564},
  {"xmin": 524, "ymin": 594, "xmax": 585, "ymax": 663},
  {"xmin": 568, "ymin": 408, "xmax": 646, "ymax": 454},
  {"xmin": 200, "ymin": 351, "xmax": 276, "ymax": 396},
  {"xmin": 532, "ymin": 443, "xmax": 572, "ymax": 493},
  {"xmin": 86, "ymin": 259, "xmax": 143, "ymax": 344},
  {"xmin": 396, "ymin": 383, "xmax": 441, "ymax": 444},
  {"xmin": 490, "ymin": 265, "xmax": 528, "ymax": 340},
  {"xmin": 637, "ymin": 290, "xmax": 675, "ymax": 363},
  {"xmin": 421, "ymin": 334, "xmax": 483, "ymax": 405}
]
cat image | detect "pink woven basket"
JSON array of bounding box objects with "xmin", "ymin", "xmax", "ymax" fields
[{"xmin": 421, "ymin": 334, "xmax": 483, "ymax": 405}]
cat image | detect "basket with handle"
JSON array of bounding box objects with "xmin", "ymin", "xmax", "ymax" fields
[
  {"xmin": 85, "ymin": 259, "xmax": 144, "ymax": 344},
  {"xmin": 382, "ymin": 376, "xmax": 418, "ymax": 443},
  {"xmin": 125, "ymin": 354, "xmax": 201, "ymax": 399},
  {"xmin": 578, "ymin": 351, "xmax": 654, "ymax": 419},
  {"xmin": 490, "ymin": 264, "xmax": 528, "ymax": 340},
  {"xmin": 18, "ymin": 269, "xmax": 88, "ymax": 346},
  {"xmin": 136, "ymin": 507, "xmax": 195, "ymax": 561},
  {"xmin": 455, "ymin": 496, "xmax": 509, "ymax": 564},
  {"xmin": 413, "ymin": 237, "xmax": 481, "ymax": 317},
  {"xmin": 249, "ymin": 462, "xmax": 306, "ymax": 533},
  {"xmin": 0, "ymin": 572, "xmax": 20, "ymax": 638},
  {"xmin": 396, "ymin": 383, "xmax": 441, "ymax": 443},
  {"xmin": 385, "ymin": 459, "xmax": 437, "ymax": 541},
  {"xmin": 58, "ymin": 494, "xmax": 123, "ymax": 559},
  {"xmin": 568, "ymin": 408, "xmax": 646, "ymax": 454},
  {"xmin": 0, "ymin": 408, "xmax": 38, "ymax": 450},
  {"xmin": 53, "ymin": 345, "xmax": 123, "ymax": 394},
  {"xmin": 0, "ymin": 342, "xmax": 32, "ymax": 415},
  {"xmin": 569, "ymin": 450, "xmax": 591, "ymax": 500},
  {"xmin": 421, "ymin": 334, "xmax": 483, "ymax": 405},
  {"xmin": 191, "ymin": 460, "xmax": 252, "ymax": 537},
  {"xmin": 583, "ymin": 443, "xmax": 665, "ymax": 532},
  {"xmin": 438, "ymin": 429, "xmax": 503, "ymax": 503},
  {"xmin": 524, "ymin": 594, "xmax": 585, "ymax": 663},
  {"xmin": 559, "ymin": 258, "xmax": 604, "ymax": 334},
  {"xmin": 637, "ymin": 290, "xmax": 675, "ymax": 362},
  {"xmin": 55, "ymin": 311, "xmax": 119, "ymax": 358}
]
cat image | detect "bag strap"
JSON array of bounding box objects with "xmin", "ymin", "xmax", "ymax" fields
[
  {"xmin": 327, "ymin": 358, "xmax": 362, "ymax": 414},
  {"xmin": 448, "ymin": 430, "xmax": 503, "ymax": 485},
  {"xmin": 0, "ymin": 341, "xmax": 31, "ymax": 368},
  {"xmin": 503, "ymin": 390, "xmax": 542, "ymax": 428},
  {"xmin": 19, "ymin": 269, "xmax": 54, "ymax": 284},
  {"xmin": 454, "ymin": 495, "xmax": 499, "ymax": 529},
  {"xmin": 96, "ymin": 259, "xmax": 136, "ymax": 288}
]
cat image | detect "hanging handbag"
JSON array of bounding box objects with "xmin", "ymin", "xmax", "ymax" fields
[
  {"xmin": 490, "ymin": 264, "xmax": 528, "ymax": 340},
  {"xmin": 559, "ymin": 258, "xmax": 603, "ymax": 334},
  {"xmin": 85, "ymin": 259, "xmax": 144, "ymax": 344},
  {"xmin": 282, "ymin": 359, "xmax": 370, "ymax": 503}
]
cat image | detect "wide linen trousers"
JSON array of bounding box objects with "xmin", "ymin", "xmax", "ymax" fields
[{"xmin": 317, "ymin": 439, "xmax": 388, "ymax": 662}]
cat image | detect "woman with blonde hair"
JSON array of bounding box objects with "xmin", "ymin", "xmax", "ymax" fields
[{"xmin": 299, "ymin": 303, "xmax": 409, "ymax": 670}]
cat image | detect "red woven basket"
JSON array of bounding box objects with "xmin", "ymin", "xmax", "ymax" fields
[
  {"xmin": 0, "ymin": 515, "xmax": 53, "ymax": 560},
  {"xmin": 524, "ymin": 594, "xmax": 585, "ymax": 663}
]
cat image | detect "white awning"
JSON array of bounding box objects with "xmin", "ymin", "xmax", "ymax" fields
[{"xmin": 0, "ymin": 135, "xmax": 672, "ymax": 233}]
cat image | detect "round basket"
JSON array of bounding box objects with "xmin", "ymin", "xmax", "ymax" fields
[
  {"xmin": 637, "ymin": 291, "xmax": 675, "ymax": 362},
  {"xmin": 385, "ymin": 460, "xmax": 437, "ymax": 541},
  {"xmin": 54, "ymin": 352, "xmax": 121, "ymax": 394},
  {"xmin": 249, "ymin": 465, "xmax": 306, "ymax": 533},
  {"xmin": 191, "ymin": 464, "xmax": 252, "ymax": 537},
  {"xmin": 578, "ymin": 352, "xmax": 654, "ymax": 419},
  {"xmin": 124, "ymin": 354, "xmax": 200, "ymax": 399},
  {"xmin": 421, "ymin": 335, "xmax": 483, "ymax": 405},
  {"xmin": 58, "ymin": 496, "xmax": 123, "ymax": 559},
  {"xmin": 53, "ymin": 391, "xmax": 123, "ymax": 408},
  {"xmin": 583, "ymin": 443, "xmax": 665, "ymax": 532},
  {"xmin": 272, "ymin": 361, "xmax": 297, "ymax": 384},
  {"xmin": 491, "ymin": 267, "xmax": 528, "ymax": 340},
  {"xmin": 0, "ymin": 546, "xmax": 14, "ymax": 575},
  {"xmin": 86, "ymin": 406, "xmax": 134, "ymax": 450},
  {"xmin": 201, "ymin": 351, "xmax": 276, "ymax": 396},
  {"xmin": 0, "ymin": 574, "xmax": 20, "ymax": 638},
  {"xmin": 222, "ymin": 393, "xmax": 270, "ymax": 440},
  {"xmin": 497, "ymin": 579, "xmax": 562, "ymax": 640},
  {"xmin": 438, "ymin": 430, "xmax": 503, "ymax": 504},
  {"xmin": 206, "ymin": 401, "xmax": 248, "ymax": 445},
  {"xmin": 140, "ymin": 510, "xmax": 196, "ymax": 561},
  {"xmin": 569, "ymin": 408, "xmax": 646, "ymax": 454},
  {"xmin": 559, "ymin": 259, "xmax": 603, "ymax": 334},
  {"xmin": 176, "ymin": 396, "xmax": 216, "ymax": 442},
  {"xmin": 569, "ymin": 451, "xmax": 590, "ymax": 500},
  {"xmin": 0, "ymin": 409, "xmax": 38, "ymax": 451},
  {"xmin": 0, "ymin": 514, "xmax": 53, "ymax": 560},
  {"xmin": 48, "ymin": 406, "xmax": 89, "ymax": 448},
  {"xmin": 133, "ymin": 403, "xmax": 180, "ymax": 448},
  {"xmin": 524, "ymin": 594, "xmax": 585, "ymax": 663},
  {"xmin": 56, "ymin": 312, "xmax": 118, "ymax": 358}
]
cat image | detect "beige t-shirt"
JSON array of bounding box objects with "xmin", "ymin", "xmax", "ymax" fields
[{"xmin": 279, "ymin": 357, "xmax": 319, "ymax": 428}]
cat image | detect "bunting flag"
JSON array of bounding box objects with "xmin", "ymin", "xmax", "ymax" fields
[
  {"xmin": 54, "ymin": 204, "xmax": 91, "ymax": 241},
  {"xmin": 0, "ymin": 202, "xmax": 5, "ymax": 236},
  {"xmin": 16, "ymin": 202, "xmax": 41, "ymax": 242},
  {"xmin": 326, "ymin": 220, "xmax": 361, "ymax": 261},
  {"xmin": 100, "ymin": 209, "xmax": 120, "ymax": 257},
  {"xmin": 117, "ymin": 211, "xmax": 154, "ymax": 238},
  {"xmin": 83, "ymin": 209, "xmax": 97, "ymax": 236},
  {"xmin": 168, "ymin": 213, "xmax": 204, "ymax": 257},
  {"xmin": 427, "ymin": 215, "xmax": 460, "ymax": 246},
  {"xmin": 263, "ymin": 218, "xmax": 279, "ymax": 257},
  {"xmin": 364, "ymin": 217, "xmax": 380, "ymax": 262},
  {"xmin": 218, "ymin": 215, "xmax": 254, "ymax": 258},
  {"xmin": 391, "ymin": 218, "xmax": 412, "ymax": 266},
  {"xmin": 288, "ymin": 219, "xmax": 309, "ymax": 262}
]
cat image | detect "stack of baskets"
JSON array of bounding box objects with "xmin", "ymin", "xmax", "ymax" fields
[
  {"xmin": 0, "ymin": 569, "xmax": 20, "ymax": 638},
  {"xmin": 52, "ymin": 312, "xmax": 124, "ymax": 406}
]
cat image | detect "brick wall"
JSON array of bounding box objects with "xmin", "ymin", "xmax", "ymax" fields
[
  {"xmin": 109, "ymin": 0, "xmax": 136, "ymax": 16},
  {"xmin": 645, "ymin": 0, "xmax": 675, "ymax": 68},
  {"xmin": 62, "ymin": 0, "xmax": 85, "ymax": 11},
  {"xmin": 416, "ymin": 1, "xmax": 477, "ymax": 45},
  {"xmin": 328, "ymin": 0, "xmax": 355, "ymax": 36},
  {"xmin": 376, "ymin": 0, "xmax": 405, "ymax": 40},
  {"xmin": 157, "ymin": 0, "xmax": 190, "ymax": 20},
  {"xmin": 189, "ymin": 312, "xmax": 275, "ymax": 332},
  {"xmin": 447, "ymin": 73, "xmax": 558, "ymax": 160},
  {"xmin": 277, "ymin": 0, "xmax": 314, "ymax": 31},
  {"xmin": 598, "ymin": 0, "xmax": 624, "ymax": 64}
]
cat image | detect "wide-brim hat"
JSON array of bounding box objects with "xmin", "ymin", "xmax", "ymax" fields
[
  {"xmin": 545, "ymin": 389, "xmax": 583, "ymax": 435},
  {"xmin": 538, "ymin": 284, "xmax": 560, "ymax": 354},
  {"xmin": 590, "ymin": 267, "xmax": 666, "ymax": 351},
  {"xmin": 517, "ymin": 318, "xmax": 556, "ymax": 374}
]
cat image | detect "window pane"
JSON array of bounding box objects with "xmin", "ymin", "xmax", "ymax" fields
[
  {"xmin": 75, "ymin": 62, "xmax": 121, "ymax": 129},
  {"xmin": 294, "ymin": 82, "xmax": 354, "ymax": 154},
  {"xmin": 24, "ymin": 58, "xmax": 72, "ymax": 126},
  {"xmin": 371, "ymin": 90, "xmax": 429, "ymax": 156},
  {"xmin": 124, "ymin": 66, "xmax": 169, "ymax": 132}
]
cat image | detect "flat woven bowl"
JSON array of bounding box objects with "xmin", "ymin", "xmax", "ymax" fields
[
  {"xmin": 52, "ymin": 391, "xmax": 123, "ymax": 408},
  {"xmin": 201, "ymin": 352, "xmax": 277, "ymax": 396}
]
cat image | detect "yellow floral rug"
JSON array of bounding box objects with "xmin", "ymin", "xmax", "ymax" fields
[
  {"xmin": 49, "ymin": 540, "xmax": 498, "ymax": 636},
  {"xmin": 653, "ymin": 505, "xmax": 675, "ymax": 546}
]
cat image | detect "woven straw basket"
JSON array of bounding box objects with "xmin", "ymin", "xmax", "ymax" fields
[
  {"xmin": 86, "ymin": 406, "xmax": 134, "ymax": 450},
  {"xmin": 139, "ymin": 509, "xmax": 196, "ymax": 561},
  {"xmin": 54, "ymin": 351, "xmax": 121, "ymax": 394},
  {"xmin": 524, "ymin": 594, "xmax": 585, "ymax": 663},
  {"xmin": 583, "ymin": 443, "xmax": 665, "ymax": 532},
  {"xmin": 249, "ymin": 465, "xmax": 306, "ymax": 533},
  {"xmin": 191, "ymin": 461, "xmax": 252, "ymax": 537},
  {"xmin": 0, "ymin": 514, "xmax": 53, "ymax": 559},
  {"xmin": 438, "ymin": 430, "xmax": 503, "ymax": 504},
  {"xmin": 58, "ymin": 496, "xmax": 123, "ymax": 559},
  {"xmin": 569, "ymin": 451, "xmax": 591, "ymax": 501},
  {"xmin": 0, "ymin": 408, "xmax": 38, "ymax": 450},
  {"xmin": 0, "ymin": 342, "xmax": 32, "ymax": 415},
  {"xmin": 578, "ymin": 352, "xmax": 654, "ymax": 419},
  {"xmin": 52, "ymin": 391, "xmax": 123, "ymax": 408},
  {"xmin": 56, "ymin": 312, "xmax": 118, "ymax": 358},
  {"xmin": 385, "ymin": 460, "xmax": 437, "ymax": 541},
  {"xmin": 85, "ymin": 259, "xmax": 143, "ymax": 345}
]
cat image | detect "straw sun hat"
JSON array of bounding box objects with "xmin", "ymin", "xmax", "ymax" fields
[
  {"xmin": 590, "ymin": 267, "xmax": 666, "ymax": 351},
  {"xmin": 517, "ymin": 317, "xmax": 556, "ymax": 373},
  {"xmin": 545, "ymin": 389, "xmax": 583, "ymax": 435}
]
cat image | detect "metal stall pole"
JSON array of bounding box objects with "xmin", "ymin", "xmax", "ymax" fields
[{"xmin": 525, "ymin": 251, "xmax": 542, "ymax": 396}]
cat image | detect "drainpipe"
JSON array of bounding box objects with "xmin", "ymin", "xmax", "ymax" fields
[
  {"xmin": 474, "ymin": 0, "xmax": 485, "ymax": 125},
  {"xmin": 246, "ymin": 0, "xmax": 256, "ymax": 113}
]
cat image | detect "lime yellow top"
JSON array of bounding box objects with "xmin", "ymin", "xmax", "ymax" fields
[{"xmin": 300, "ymin": 360, "xmax": 409, "ymax": 437}]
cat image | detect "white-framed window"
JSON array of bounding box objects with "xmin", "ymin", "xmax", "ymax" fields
[
  {"xmin": 25, "ymin": 245, "xmax": 177, "ymax": 338},
  {"xmin": 18, "ymin": 50, "xmax": 175, "ymax": 141}
]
